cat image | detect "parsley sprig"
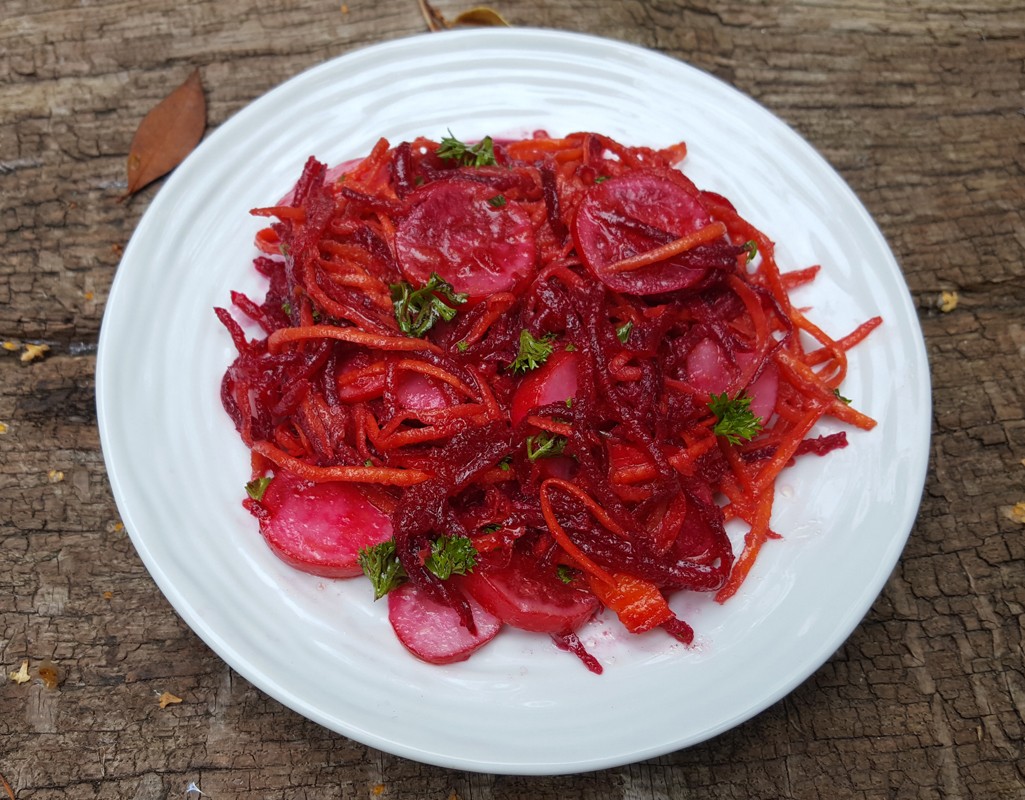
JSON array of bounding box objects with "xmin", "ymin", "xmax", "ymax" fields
[
  {"xmin": 391, "ymin": 272, "xmax": 468, "ymax": 337},
  {"xmin": 526, "ymin": 431, "xmax": 568, "ymax": 461},
  {"xmin": 245, "ymin": 476, "xmax": 272, "ymax": 502},
  {"xmin": 358, "ymin": 535, "xmax": 478, "ymax": 600},
  {"xmin": 510, "ymin": 329, "xmax": 555, "ymax": 374},
  {"xmin": 436, "ymin": 132, "xmax": 497, "ymax": 167},
  {"xmin": 708, "ymin": 392, "xmax": 763, "ymax": 445}
]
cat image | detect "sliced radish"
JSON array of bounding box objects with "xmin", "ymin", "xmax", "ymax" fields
[
  {"xmin": 395, "ymin": 370, "xmax": 450, "ymax": 412},
  {"xmin": 395, "ymin": 180, "xmax": 536, "ymax": 300},
  {"xmin": 745, "ymin": 363, "xmax": 779, "ymax": 422},
  {"xmin": 462, "ymin": 552, "xmax": 600, "ymax": 634},
  {"xmin": 573, "ymin": 170, "xmax": 735, "ymax": 295},
  {"xmin": 686, "ymin": 337, "xmax": 732, "ymax": 394},
  {"xmin": 387, "ymin": 582, "xmax": 502, "ymax": 664},
  {"xmin": 511, "ymin": 349, "xmax": 579, "ymax": 427},
  {"xmin": 258, "ymin": 470, "xmax": 392, "ymax": 578}
]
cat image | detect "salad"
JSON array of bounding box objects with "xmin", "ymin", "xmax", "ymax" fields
[{"xmin": 216, "ymin": 131, "xmax": 880, "ymax": 672}]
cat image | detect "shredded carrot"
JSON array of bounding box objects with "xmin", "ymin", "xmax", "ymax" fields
[{"xmin": 606, "ymin": 221, "xmax": 728, "ymax": 273}]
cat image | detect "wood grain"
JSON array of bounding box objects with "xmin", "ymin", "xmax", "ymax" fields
[{"xmin": 2, "ymin": 1, "xmax": 1023, "ymax": 797}]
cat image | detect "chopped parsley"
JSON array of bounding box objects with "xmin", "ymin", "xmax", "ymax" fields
[
  {"xmin": 743, "ymin": 240, "xmax": 759, "ymax": 262},
  {"xmin": 424, "ymin": 535, "xmax": 478, "ymax": 580},
  {"xmin": 391, "ymin": 272, "xmax": 468, "ymax": 337},
  {"xmin": 616, "ymin": 320, "xmax": 634, "ymax": 343},
  {"xmin": 244, "ymin": 476, "xmax": 272, "ymax": 502},
  {"xmin": 488, "ymin": 194, "xmax": 507, "ymax": 208},
  {"xmin": 436, "ymin": 132, "xmax": 497, "ymax": 167},
  {"xmin": 526, "ymin": 431, "xmax": 568, "ymax": 461},
  {"xmin": 510, "ymin": 329, "xmax": 555, "ymax": 374},
  {"xmin": 833, "ymin": 388, "xmax": 853, "ymax": 405},
  {"xmin": 358, "ymin": 535, "xmax": 478, "ymax": 600},
  {"xmin": 708, "ymin": 392, "xmax": 763, "ymax": 445}
]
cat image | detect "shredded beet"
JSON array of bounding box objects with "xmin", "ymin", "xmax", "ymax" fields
[{"xmin": 217, "ymin": 131, "xmax": 881, "ymax": 670}]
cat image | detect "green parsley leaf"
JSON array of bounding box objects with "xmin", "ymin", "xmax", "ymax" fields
[
  {"xmin": 526, "ymin": 431, "xmax": 568, "ymax": 461},
  {"xmin": 594, "ymin": 176, "xmax": 609, "ymax": 184},
  {"xmin": 480, "ymin": 523, "xmax": 503, "ymax": 534},
  {"xmin": 436, "ymin": 132, "xmax": 497, "ymax": 167},
  {"xmin": 424, "ymin": 535, "xmax": 478, "ymax": 580},
  {"xmin": 708, "ymin": 392, "xmax": 763, "ymax": 445},
  {"xmin": 564, "ymin": 343, "xmax": 577, "ymax": 352},
  {"xmin": 833, "ymin": 388, "xmax": 853, "ymax": 405},
  {"xmin": 556, "ymin": 564, "xmax": 578, "ymax": 585},
  {"xmin": 456, "ymin": 340, "xmax": 469, "ymax": 352},
  {"xmin": 245, "ymin": 476, "xmax": 272, "ymax": 502},
  {"xmin": 498, "ymin": 457, "xmax": 512, "ymax": 472},
  {"xmin": 488, "ymin": 194, "xmax": 507, "ymax": 208},
  {"xmin": 616, "ymin": 320, "xmax": 634, "ymax": 343},
  {"xmin": 280, "ymin": 300, "xmax": 292, "ymax": 316},
  {"xmin": 510, "ymin": 329, "xmax": 555, "ymax": 374},
  {"xmin": 358, "ymin": 535, "xmax": 479, "ymax": 599},
  {"xmin": 358, "ymin": 540, "xmax": 406, "ymax": 600},
  {"xmin": 743, "ymin": 240, "xmax": 759, "ymax": 262},
  {"xmin": 391, "ymin": 272, "xmax": 468, "ymax": 337}
]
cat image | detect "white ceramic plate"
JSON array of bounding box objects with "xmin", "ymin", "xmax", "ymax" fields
[{"xmin": 97, "ymin": 29, "xmax": 930, "ymax": 775}]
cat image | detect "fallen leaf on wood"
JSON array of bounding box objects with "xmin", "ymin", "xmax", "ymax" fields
[
  {"xmin": 418, "ymin": 1, "xmax": 509, "ymax": 31},
  {"xmin": 0, "ymin": 770, "xmax": 14, "ymax": 800},
  {"xmin": 417, "ymin": 0, "xmax": 447, "ymax": 31},
  {"xmin": 37, "ymin": 660, "xmax": 60, "ymax": 690},
  {"xmin": 8, "ymin": 660, "xmax": 30, "ymax": 684},
  {"xmin": 158, "ymin": 691, "xmax": 183, "ymax": 708},
  {"xmin": 20, "ymin": 343, "xmax": 49, "ymax": 363},
  {"xmin": 937, "ymin": 290, "xmax": 959, "ymax": 312},
  {"xmin": 452, "ymin": 7, "xmax": 509, "ymax": 26},
  {"xmin": 121, "ymin": 69, "xmax": 206, "ymax": 201}
]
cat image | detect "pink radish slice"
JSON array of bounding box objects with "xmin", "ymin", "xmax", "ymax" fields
[
  {"xmin": 395, "ymin": 371, "xmax": 450, "ymax": 412},
  {"xmin": 387, "ymin": 582, "xmax": 502, "ymax": 664},
  {"xmin": 573, "ymin": 170, "xmax": 735, "ymax": 295},
  {"xmin": 687, "ymin": 340, "xmax": 779, "ymax": 421},
  {"xmin": 461, "ymin": 552, "xmax": 600, "ymax": 634},
  {"xmin": 395, "ymin": 180, "xmax": 536, "ymax": 300},
  {"xmin": 686, "ymin": 338, "xmax": 733, "ymax": 394},
  {"xmin": 511, "ymin": 349, "xmax": 579, "ymax": 427},
  {"xmin": 745, "ymin": 364, "xmax": 779, "ymax": 422},
  {"xmin": 258, "ymin": 470, "xmax": 392, "ymax": 578}
]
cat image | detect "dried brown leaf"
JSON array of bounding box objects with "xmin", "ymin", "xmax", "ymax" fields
[
  {"xmin": 419, "ymin": 2, "xmax": 509, "ymax": 31},
  {"xmin": 121, "ymin": 69, "xmax": 206, "ymax": 201},
  {"xmin": 417, "ymin": 0, "xmax": 447, "ymax": 31},
  {"xmin": 0, "ymin": 769, "xmax": 14, "ymax": 800},
  {"xmin": 36, "ymin": 660, "xmax": 60, "ymax": 690},
  {"xmin": 452, "ymin": 7, "xmax": 509, "ymax": 26},
  {"xmin": 158, "ymin": 690, "xmax": 183, "ymax": 708},
  {"xmin": 8, "ymin": 660, "xmax": 30, "ymax": 685}
]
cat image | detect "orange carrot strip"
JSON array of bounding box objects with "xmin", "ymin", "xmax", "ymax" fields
[
  {"xmin": 781, "ymin": 264, "xmax": 821, "ymax": 289},
  {"xmin": 539, "ymin": 480, "xmax": 617, "ymax": 586},
  {"xmin": 394, "ymin": 359, "xmax": 478, "ymax": 399},
  {"xmin": 268, "ymin": 325, "xmax": 440, "ymax": 354},
  {"xmin": 250, "ymin": 205, "xmax": 306, "ymax": 221},
  {"xmin": 587, "ymin": 573, "xmax": 675, "ymax": 634},
  {"xmin": 805, "ymin": 317, "xmax": 883, "ymax": 366},
  {"xmin": 525, "ymin": 416, "xmax": 573, "ymax": 438},
  {"xmin": 606, "ymin": 222, "xmax": 728, "ymax": 274},
  {"xmin": 715, "ymin": 491, "xmax": 774, "ymax": 603},
  {"xmin": 252, "ymin": 440, "xmax": 431, "ymax": 485}
]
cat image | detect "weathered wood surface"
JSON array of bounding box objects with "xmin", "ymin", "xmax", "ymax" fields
[{"xmin": 1, "ymin": 1, "xmax": 1023, "ymax": 797}]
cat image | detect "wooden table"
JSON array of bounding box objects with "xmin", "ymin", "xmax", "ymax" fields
[{"xmin": 2, "ymin": 1, "xmax": 1022, "ymax": 797}]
